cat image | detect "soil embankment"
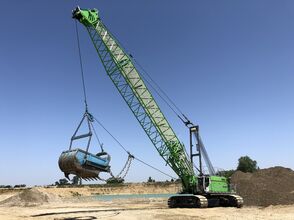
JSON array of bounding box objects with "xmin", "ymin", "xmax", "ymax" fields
[
  {"xmin": 48, "ymin": 182, "xmax": 181, "ymax": 198},
  {"xmin": 0, "ymin": 182, "xmax": 181, "ymax": 200},
  {"xmin": 231, "ymin": 166, "xmax": 294, "ymax": 206},
  {"xmin": 1, "ymin": 167, "xmax": 294, "ymax": 208},
  {"xmin": 0, "ymin": 188, "xmax": 50, "ymax": 207}
]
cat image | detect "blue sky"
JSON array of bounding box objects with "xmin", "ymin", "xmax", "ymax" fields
[{"xmin": 0, "ymin": 1, "xmax": 293, "ymax": 186}]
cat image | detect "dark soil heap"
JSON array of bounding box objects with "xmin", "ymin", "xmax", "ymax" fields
[
  {"xmin": 0, "ymin": 188, "xmax": 49, "ymax": 207},
  {"xmin": 231, "ymin": 166, "xmax": 294, "ymax": 206}
]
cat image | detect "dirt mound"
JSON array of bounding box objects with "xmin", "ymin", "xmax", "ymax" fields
[
  {"xmin": 231, "ymin": 166, "xmax": 294, "ymax": 206},
  {"xmin": 0, "ymin": 188, "xmax": 50, "ymax": 207}
]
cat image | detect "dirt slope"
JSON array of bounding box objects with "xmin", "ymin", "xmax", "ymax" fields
[
  {"xmin": 231, "ymin": 166, "xmax": 294, "ymax": 206},
  {"xmin": 0, "ymin": 188, "xmax": 56, "ymax": 207}
]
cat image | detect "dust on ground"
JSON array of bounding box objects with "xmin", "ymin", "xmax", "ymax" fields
[
  {"xmin": 1, "ymin": 167, "xmax": 294, "ymax": 219},
  {"xmin": 0, "ymin": 187, "xmax": 294, "ymax": 219},
  {"xmin": 0, "ymin": 197, "xmax": 294, "ymax": 220}
]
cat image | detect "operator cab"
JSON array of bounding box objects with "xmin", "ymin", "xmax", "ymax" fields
[
  {"xmin": 198, "ymin": 175, "xmax": 230, "ymax": 193},
  {"xmin": 198, "ymin": 175, "xmax": 210, "ymax": 193}
]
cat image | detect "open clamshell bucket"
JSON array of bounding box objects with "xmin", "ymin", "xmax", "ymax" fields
[{"xmin": 59, "ymin": 149, "xmax": 110, "ymax": 180}]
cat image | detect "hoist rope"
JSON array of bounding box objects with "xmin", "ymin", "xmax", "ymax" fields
[
  {"xmin": 74, "ymin": 21, "xmax": 135, "ymax": 180},
  {"xmin": 73, "ymin": 22, "xmax": 177, "ymax": 180},
  {"xmin": 74, "ymin": 20, "xmax": 106, "ymax": 153},
  {"xmin": 75, "ymin": 20, "xmax": 88, "ymax": 107}
]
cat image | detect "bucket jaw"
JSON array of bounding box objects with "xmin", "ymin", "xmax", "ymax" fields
[
  {"xmin": 59, "ymin": 108, "xmax": 111, "ymax": 181},
  {"xmin": 58, "ymin": 148, "xmax": 111, "ymax": 180}
]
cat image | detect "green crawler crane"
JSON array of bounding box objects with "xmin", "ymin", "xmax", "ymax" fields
[{"xmin": 72, "ymin": 6, "xmax": 243, "ymax": 208}]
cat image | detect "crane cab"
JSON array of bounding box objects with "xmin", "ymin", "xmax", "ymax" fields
[{"xmin": 198, "ymin": 175, "xmax": 230, "ymax": 193}]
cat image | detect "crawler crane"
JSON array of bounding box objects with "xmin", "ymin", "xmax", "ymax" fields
[{"xmin": 67, "ymin": 7, "xmax": 243, "ymax": 208}]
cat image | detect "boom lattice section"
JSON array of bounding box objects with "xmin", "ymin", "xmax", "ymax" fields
[{"xmin": 73, "ymin": 8, "xmax": 196, "ymax": 191}]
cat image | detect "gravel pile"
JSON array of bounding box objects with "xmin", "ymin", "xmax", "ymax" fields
[
  {"xmin": 0, "ymin": 188, "xmax": 49, "ymax": 207},
  {"xmin": 231, "ymin": 166, "xmax": 294, "ymax": 206}
]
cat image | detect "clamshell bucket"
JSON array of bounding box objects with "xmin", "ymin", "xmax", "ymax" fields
[
  {"xmin": 59, "ymin": 109, "xmax": 113, "ymax": 180},
  {"xmin": 59, "ymin": 148, "xmax": 111, "ymax": 179}
]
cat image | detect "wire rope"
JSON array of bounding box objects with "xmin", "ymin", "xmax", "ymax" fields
[
  {"xmin": 92, "ymin": 115, "xmax": 177, "ymax": 180},
  {"xmin": 75, "ymin": 20, "xmax": 88, "ymax": 107},
  {"xmin": 106, "ymin": 29, "xmax": 187, "ymax": 121},
  {"xmin": 133, "ymin": 58, "xmax": 185, "ymax": 117},
  {"xmin": 74, "ymin": 22, "xmax": 178, "ymax": 180},
  {"xmin": 90, "ymin": 122, "xmax": 104, "ymax": 152}
]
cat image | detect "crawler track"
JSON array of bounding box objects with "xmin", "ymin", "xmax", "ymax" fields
[
  {"xmin": 228, "ymin": 195, "xmax": 244, "ymax": 208},
  {"xmin": 168, "ymin": 194, "xmax": 243, "ymax": 208},
  {"xmin": 168, "ymin": 195, "xmax": 208, "ymax": 208}
]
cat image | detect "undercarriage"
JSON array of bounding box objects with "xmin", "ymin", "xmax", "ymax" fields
[{"xmin": 168, "ymin": 194, "xmax": 243, "ymax": 208}]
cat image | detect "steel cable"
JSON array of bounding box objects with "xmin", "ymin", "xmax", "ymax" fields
[
  {"xmin": 75, "ymin": 20, "xmax": 88, "ymax": 107},
  {"xmin": 74, "ymin": 21, "xmax": 178, "ymax": 181},
  {"xmin": 105, "ymin": 28, "xmax": 187, "ymax": 121},
  {"xmin": 93, "ymin": 116, "xmax": 177, "ymax": 180}
]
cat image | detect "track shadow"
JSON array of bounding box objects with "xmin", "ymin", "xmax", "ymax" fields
[
  {"xmin": 55, "ymin": 217, "xmax": 97, "ymax": 220},
  {"xmin": 31, "ymin": 207, "xmax": 165, "ymax": 217}
]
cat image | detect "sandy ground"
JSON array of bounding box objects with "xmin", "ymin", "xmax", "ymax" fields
[{"xmin": 1, "ymin": 191, "xmax": 294, "ymax": 220}]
